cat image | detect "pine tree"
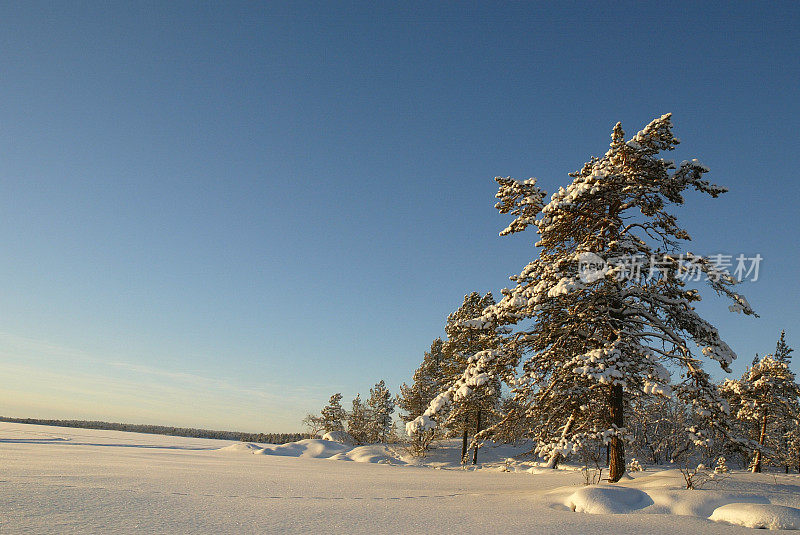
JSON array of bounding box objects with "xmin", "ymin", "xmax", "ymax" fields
[
  {"xmin": 721, "ymin": 352, "xmax": 800, "ymax": 472},
  {"xmin": 367, "ymin": 380, "xmax": 395, "ymax": 443},
  {"xmin": 397, "ymin": 338, "xmax": 447, "ymax": 455},
  {"xmin": 773, "ymin": 332, "xmax": 797, "ymax": 472},
  {"xmin": 441, "ymin": 292, "xmax": 508, "ymax": 464},
  {"xmin": 460, "ymin": 115, "xmax": 755, "ymax": 481},
  {"xmin": 397, "ymin": 338, "xmax": 446, "ymax": 424},
  {"xmin": 320, "ymin": 393, "xmax": 346, "ymax": 433},
  {"xmin": 775, "ymin": 330, "xmax": 793, "ymax": 364},
  {"xmin": 406, "ymin": 292, "xmax": 517, "ymax": 464},
  {"xmin": 347, "ymin": 394, "xmax": 370, "ymax": 445}
]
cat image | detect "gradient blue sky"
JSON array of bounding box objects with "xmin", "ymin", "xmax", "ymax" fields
[{"xmin": 1, "ymin": 2, "xmax": 798, "ymax": 432}]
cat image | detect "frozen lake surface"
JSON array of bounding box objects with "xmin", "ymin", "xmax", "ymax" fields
[{"xmin": 3, "ymin": 422, "xmax": 800, "ymax": 533}]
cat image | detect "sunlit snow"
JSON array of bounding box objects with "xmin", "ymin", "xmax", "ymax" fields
[{"xmin": 4, "ymin": 422, "xmax": 800, "ymax": 533}]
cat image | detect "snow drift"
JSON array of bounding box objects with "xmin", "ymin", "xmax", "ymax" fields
[
  {"xmin": 257, "ymin": 439, "xmax": 350, "ymax": 458},
  {"xmin": 215, "ymin": 439, "xmax": 351, "ymax": 458},
  {"xmin": 565, "ymin": 486, "xmax": 653, "ymax": 514},
  {"xmin": 709, "ymin": 503, "xmax": 800, "ymax": 530},
  {"xmin": 328, "ymin": 444, "xmax": 405, "ymax": 464},
  {"xmin": 216, "ymin": 442, "xmax": 264, "ymax": 453},
  {"xmin": 321, "ymin": 430, "xmax": 356, "ymax": 445}
]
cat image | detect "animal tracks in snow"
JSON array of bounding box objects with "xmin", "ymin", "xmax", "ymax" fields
[{"xmin": 1, "ymin": 479, "xmax": 464, "ymax": 502}]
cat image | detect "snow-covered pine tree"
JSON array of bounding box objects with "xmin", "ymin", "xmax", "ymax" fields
[
  {"xmin": 464, "ymin": 114, "xmax": 755, "ymax": 481},
  {"xmin": 720, "ymin": 352, "xmax": 800, "ymax": 472},
  {"xmin": 407, "ymin": 292, "xmax": 517, "ymax": 464},
  {"xmin": 490, "ymin": 395, "xmax": 532, "ymax": 444},
  {"xmin": 367, "ymin": 380, "xmax": 395, "ymax": 443},
  {"xmin": 442, "ymin": 293, "xmax": 498, "ymax": 462},
  {"xmin": 397, "ymin": 338, "xmax": 448, "ymax": 455},
  {"xmin": 320, "ymin": 393, "xmax": 347, "ymax": 433},
  {"xmin": 347, "ymin": 394, "xmax": 370, "ymax": 445},
  {"xmin": 397, "ymin": 338, "xmax": 446, "ymax": 425}
]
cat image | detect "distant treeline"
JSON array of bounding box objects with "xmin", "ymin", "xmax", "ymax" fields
[{"xmin": 0, "ymin": 416, "xmax": 313, "ymax": 444}]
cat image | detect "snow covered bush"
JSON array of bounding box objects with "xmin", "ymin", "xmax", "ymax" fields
[
  {"xmin": 678, "ymin": 463, "xmax": 710, "ymax": 490},
  {"xmin": 404, "ymin": 429, "xmax": 436, "ymax": 458},
  {"xmin": 714, "ymin": 456, "xmax": 729, "ymax": 474},
  {"xmin": 627, "ymin": 397, "xmax": 690, "ymax": 465},
  {"xmin": 627, "ymin": 458, "xmax": 642, "ymax": 472}
]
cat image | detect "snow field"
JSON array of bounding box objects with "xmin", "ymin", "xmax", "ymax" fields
[{"xmin": 3, "ymin": 422, "xmax": 800, "ymax": 533}]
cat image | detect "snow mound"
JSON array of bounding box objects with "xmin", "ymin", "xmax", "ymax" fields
[
  {"xmin": 257, "ymin": 439, "xmax": 350, "ymax": 458},
  {"xmin": 328, "ymin": 444, "xmax": 405, "ymax": 464},
  {"xmin": 216, "ymin": 442, "xmax": 264, "ymax": 453},
  {"xmin": 566, "ymin": 485, "xmax": 653, "ymax": 514},
  {"xmin": 321, "ymin": 430, "xmax": 356, "ymax": 445},
  {"xmin": 709, "ymin": 503, "xmax": 800, "ymax": 530}
]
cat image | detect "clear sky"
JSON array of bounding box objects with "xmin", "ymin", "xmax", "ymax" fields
[{"xmin": 1, "ymin": 2, "xmax": 798, "ymax": 432}]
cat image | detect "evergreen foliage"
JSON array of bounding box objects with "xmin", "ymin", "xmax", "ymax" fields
[
  {"xmin": 0, "ymin": 416, "xmax": 312, "ymax": 444},
  {"xmin": 720, "ymin": 339, "xmax": 800, "ymax": 473},
  {"xmin": 346, "ymin": 394, "xmax": 370, "ymax": 445},
  {"xmin": 410, "ymin": 114, "xmax": 755, "ymax": 481},
  {"xmin": 406, "ymin": 292, "xmax": 517, "ymax": 463},
  {"xmin": 775, "ymin": 330, "xmax": 793, "ymax": 364},
  {"xmin": 367, "ymin": 380, "xmax": 395, "ymax": 443},
  {"xmin": 320, "ymin": 393, "xmax": 347, "ymax": 433},
  {"xmin": 397, "ymin": 338, "xmax": 446, "ymax": 425}
]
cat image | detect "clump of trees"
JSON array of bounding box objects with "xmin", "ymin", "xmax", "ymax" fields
[
  {"xmin": 403, "ymin": 115, "xmax": 798, "ymax": 480},
  {"xmin": 399, "ymin": 292, "xmax": 516, "ymax": 463},
  {"xmin": 627, "ymin": 331, "xmax": 800, "ymax": 477},
  {"xmin": 304, "ymin": 380, "xmax": 397, "ymax": 444},
  {"xmin": 720, "ymin": 331, "xmax": 800, "ymax": 473},
  {"xmin": 397, "ymin": 338, "xmax": 446, "ymax": 455},
  {"xmin": 300, "ymin": 115, "xmax": 796, "ymax": 477},
  {"xmin": 0, "ymin": 417, "xmax": 312, "ymax": 444}
]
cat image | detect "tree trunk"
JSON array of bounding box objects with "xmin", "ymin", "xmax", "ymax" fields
[
  {"xmin": 606, "ymin": 292, "xmax": 626, "ymax": 483},
  {"xmin": 472, "ymin": 408, "xmax": 482, "ymax": 465},
  {"xmin": 461, "ymin": 414, "xmax": 469, "ymax": 464},
  {"xmin": 783, "ymin": 426, "xmax": 789, "ymax": 474},
  {"xmin": 752, "ymin": 411, "xmax": 768, "ymax": 473},
  {"xmin": 608, "ymin": 383, "xmax": 625, "ymax": 482}
]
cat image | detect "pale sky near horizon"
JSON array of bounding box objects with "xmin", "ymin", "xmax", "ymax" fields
[{"xmin": 1, "ymin": 2, "xmax": 799, "ymax": 432}]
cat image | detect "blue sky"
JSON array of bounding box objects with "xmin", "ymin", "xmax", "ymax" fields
[{"xmin": 1, "ymin": 2, "xmax": 798, "ymax": 432}]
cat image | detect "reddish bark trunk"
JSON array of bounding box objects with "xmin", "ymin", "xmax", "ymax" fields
[
  {"xmin": 752, "ymin": 411, "xmax": 768, "ymax": 473},
  {"xmin": 608, "ymin": 384, "xmax": 625, "ymax": 482}
]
